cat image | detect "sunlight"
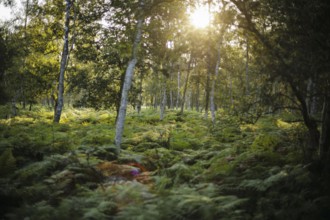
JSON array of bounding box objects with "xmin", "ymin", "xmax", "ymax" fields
[{"xmin": 189, "ymin": 5, "xmax": 211, "ymax": 29}]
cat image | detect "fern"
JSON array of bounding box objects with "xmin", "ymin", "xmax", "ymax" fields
[
  {"xmin": 238, "ymin": 170, "xmax": 288, "ymax": 193},
  {"xmin": 0, "ymin": 148, "xmax": 16, "ymax": 177}
]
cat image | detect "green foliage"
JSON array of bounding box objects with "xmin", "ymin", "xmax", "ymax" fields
[
  {"xmin": 142, "ymin": 147, "xmax": 181, "ymax": 171},
  {"xmin": 117, "ymin": 183, "xmax": 249, "ymax": 220},
  {"xmin": 0, "ymin": 148, "xmax": 16, "ymax": 177},
  {"xmin": 251, "ymin": 133, "xmax": 281, "ymax": 151},
  {"xmin": 0, "ymin": 108, "xmax": 328, "ymax": 220}
]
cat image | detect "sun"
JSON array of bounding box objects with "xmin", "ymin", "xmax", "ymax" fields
[{"xmin": 189, "ymin": 6, "xmax": 211, "ymax": 28}]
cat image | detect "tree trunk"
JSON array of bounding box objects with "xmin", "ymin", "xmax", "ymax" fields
[
  {"xmin": 230, "ymin": 0, "xmax": 321, "ymax": 163},
  {"xmin": 196, "ymin": 72, "xmax": 200, "ymax": 112},
  {"xmin": 115, "ymin": 11, "xmax": 143, "ymax": 150},
  {"xmin": 21, "ymin": 0, "xmax": 29, "ymax": 110},
  {"xmin": 180, "ymin": 56, "xmax": 193, "ymax": 114},
  {"xmin": 136, "ymin": 72, "xmax": 143, "ymax": 114},
  {"xmin": 160, "ymin": 81, "xmax": 167, "ymax": 120},
  {"xmin": 54, "ymin": 0, "xmax": 71, "ymax": 123},
  {"xmin": 320, "ymin": 96, "xmax": 330, "ymax": 165},
  {"xmin": 245, "ymin": 34, "xmax": 249, "ymax": 96},
  {"xmin": 204, "ymin": 65, "xmax": 211, "ymax": 118},
  {"xmin": 176, "ymin": 68, "xmax": 181, "ymax": 110},
  {"xmin": 11, "ymin": 98, "xmax": 17, "ymax": 117},
  {"xmin": 229, "ymin": 71, "xmax": 233, "ymax": 109},
  {"xmin": 169, "ymin": 70, "xmax": 174, "ymax": 109},
  {"xmin": 211, "ymin": 41, "xmax": 221, "ymax": 125},
  {"xmin": 169, "ymin": 90, "xmax": 173, "ymax": 109},
  {"xmin": 290, "ymin": 82, "xmax": 319, "ymax": 162},
  {"xmin": 306, "ymin": 77, "xmax": 317, "ymax": 116}
]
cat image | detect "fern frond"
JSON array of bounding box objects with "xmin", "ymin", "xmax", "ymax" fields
[{"xmin": 0, "ymin": 148, "xmax": 16, "ymax": 177}]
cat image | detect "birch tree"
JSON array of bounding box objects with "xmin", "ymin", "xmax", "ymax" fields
[
  {"xmin": 54, "ymin": 0, "xmax": 71, "ymax": 123},
  {"xmin": 115, "ymin": 0, "xmax": 144, "ymax": 150}
]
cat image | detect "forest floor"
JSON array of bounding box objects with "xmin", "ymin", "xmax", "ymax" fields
[{"xmin": 0, "ymin": 106, "xmax": 329, "ymax": 220}]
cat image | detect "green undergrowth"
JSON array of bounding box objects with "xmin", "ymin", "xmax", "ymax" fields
[{"xmin": 0, "ymin": 106, "xmax": 329, "ymax": 219}]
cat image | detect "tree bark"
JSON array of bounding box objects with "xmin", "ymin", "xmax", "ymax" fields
[
  {"xmin": 196, "ymin": 72, "xmax": 200, "ymax": 112},
  {"xmin": 320, "ymin": 96, "xmax": 330, "ymax": 164},
  {"xmin": 54, "ymin": 0, "xmax": 71, "ymax": 123},
  {"xmin": 115, "ymin": 8, "xmax": 143, "ymax": 150},
  {"xmin": 180, "ymin": 56, "xmax": 193, "ymax": 114},
  {"xmin": 245, "ymin": 34, "xmax": 249, "ymax": 96},
  {"xmin": 160, "ymin": 80, "xmax": 167, "ymax": 120},
  {"xmin": 136, "ymin": 71, "xmax": 143, "ymax": 114},
  {"xmin": 211, "ymin": 41, "xmax": 221, "ymax": 125},
  {"xmin": 176, "ymin": 68, "xmax": 181, "ymax": 110},
  {"xmin": 306, "ymin": 77, "xmax": 317, "ymax": 116}
]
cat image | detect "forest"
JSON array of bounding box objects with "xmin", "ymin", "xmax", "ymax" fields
[{"xmin": 0, "ymin": 0, "xmax": 330, "ymax": 219}]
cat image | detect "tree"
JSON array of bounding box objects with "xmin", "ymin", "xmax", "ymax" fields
[
  {"xmin": 115, "ymin": 0, "xmax": 144, "ymax": 150},
  {"xmin": 229, "ymin": 0, "xmax": 330, "ymax": 167},
  {"xmin": 54, "ymin": 0, "xmax": 72, "ymax": 123}
]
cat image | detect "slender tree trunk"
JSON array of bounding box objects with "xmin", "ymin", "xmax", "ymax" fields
[
  {"xmin": 169, "ymin": 69, "xmax": 174, "ymax": 109},
  {"xmin": 204, "ymin": 64, "xmax": 211, "ymax": 118},
  {"xmin": 21, "ymin": 0, "xmax": 29, "ymax": 109},
  {"xmin": 196, "ymin": 72, "xmax": 200, "ymax": 112},
  {"xmin": 204, "ymin": 1, "xmax": 212, "ymax": 119},
  {"xmin": 160, "ymin": 80, "xmax": 167, "ymax": 120},
  {"xmin": 136, "ymin": 72, "xmax": 143, "ymax": 114},
  {"xmin": 11, "ymin": 98, "xmax": 17, "ymax": 117},
  {"xmin": 115, "ymin": 11, "xmax": 143, "ymax": 150},
  {"xmin": 176, "ymin": 68, "xmax": 181, "ymax": 110},
  {"xmin": 306, "ymin": 77, "xmax": 317, "ymax": 116},
  {"xmin": 229, "ymin": 71, "xmax": 233, "ymax": 109},
  {"xmin": 170, "ymin": 90, "xmax": 173, "ymax": 109},
  {"xmin": 320, "ymin": 96, "xmax": 330, "ymax": 165},
  {"xmin": 54, "ymin": 0, "xmax": 71, "ymax": 123},
  {"xmin": 180, "ymin": 56, "xmax": 193, "ymax": 114},
  {"xmin": 245, "ymin": 34, "xmax": 249, "ymax": 96},
  {"xmin": 211, "ymin": 41, "xmax": 221, "ymax": 124}
]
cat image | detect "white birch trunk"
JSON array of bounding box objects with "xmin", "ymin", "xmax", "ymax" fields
[
  {"xmin": 54, "ymin": 0, "xmax": 71, "ymax": 123},
  {"xmin": 115, "ymin": 13, "xmax": 143, "ymax": 150},
  {"xmin": 180, "ymin": 57, "xmax": 193, "ymax": 114}
]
